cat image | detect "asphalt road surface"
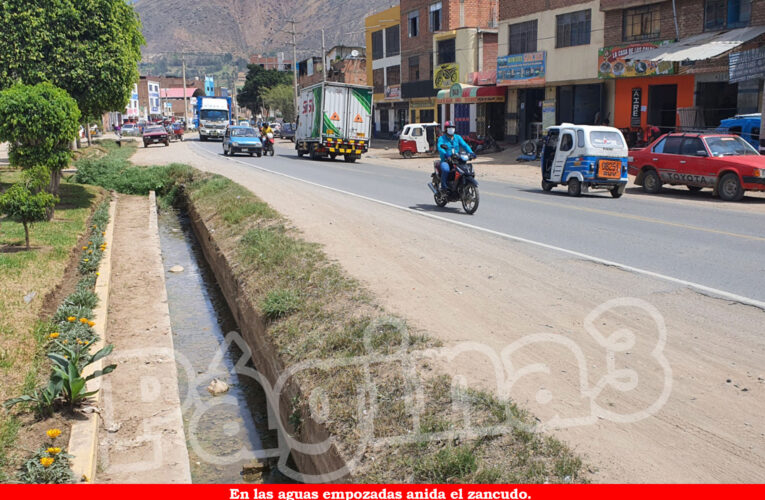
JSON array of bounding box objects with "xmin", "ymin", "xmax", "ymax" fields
[{"xmin": 192, "ymin": 138, "xmax": 765, "ymax": 307}]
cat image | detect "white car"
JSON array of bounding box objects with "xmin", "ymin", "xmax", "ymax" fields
[{"xmin": 239, "ymin": 120, "xmax": 250, "ymax": 126}]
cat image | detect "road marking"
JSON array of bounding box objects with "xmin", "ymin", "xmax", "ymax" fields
[
  {"xmin": 483, "ymin": 190, "xmax": 765, "ymax": 243},
  {"xmin": 190, "ymin": 142, "xmax": 765, "ymax": 311}
]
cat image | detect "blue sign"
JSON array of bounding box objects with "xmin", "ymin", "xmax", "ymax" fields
[
  {"xmin": 497, "ymin": 52, "xmax": 546, "ymax": 87},
  {"xmin": 205, "ymin": 76, "xmax": 215, "ymax": 96}
]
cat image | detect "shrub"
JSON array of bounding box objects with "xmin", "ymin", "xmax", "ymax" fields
[{"xmin": 0, "ymin": 166, "xmax": 59, "ymax": 249}]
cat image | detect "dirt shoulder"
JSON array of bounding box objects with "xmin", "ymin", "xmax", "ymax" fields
[
  {"xmin": 132, "ymin": 141, "xmax": 765, "ymax": 482},
  {"xmin": 96, "ymin": 193, "xmax": 190, "ymax": 483}
]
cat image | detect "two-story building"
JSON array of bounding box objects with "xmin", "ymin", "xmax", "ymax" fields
[
  {"xmin": 498, "ymin": 0, "xmax": 609, "ymax": 143},
  {"xmin": 401, "ymin": 0, "xmax": 500, "ymax": 127},
  {"xmin": 600, "ymin": 0, "xmax": 764, "ymax": 140}
]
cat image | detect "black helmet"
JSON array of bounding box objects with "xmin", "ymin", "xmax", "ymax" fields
[{"xmin": 264, "ymin": 122, "xmax": 269, "ymax": 128}]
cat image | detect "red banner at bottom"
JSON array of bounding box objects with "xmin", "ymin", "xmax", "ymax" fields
[{"xmin": 0, "ymin": 484, "xmax": 764, "ymax": 500}]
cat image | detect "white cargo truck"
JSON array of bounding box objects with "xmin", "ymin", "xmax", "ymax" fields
[{"xmin": 295, "ymin": 82, "xmax": 373, "ymax": 163}]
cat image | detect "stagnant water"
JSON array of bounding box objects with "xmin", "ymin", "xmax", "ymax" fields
[{"xmin": 158, "ymin": 208, "xmax": 287, "ymax": 484}]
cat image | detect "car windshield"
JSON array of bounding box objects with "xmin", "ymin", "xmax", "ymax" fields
[
  {"xmin": 704, "ymin": 136, "xmax": 759, "ymax": 156},
  {"xmin": 200, "ymin": 110, "xmax": 228, "ymax": 121},
  {"xmin": 145, "ymin": 126, "xmax": 164, "ymax": 133},
  {"xmin": 590, "ymin": 131, "xmax": 624, "ymax": 148},
  {"xmin": 231, "ymin": 128, "xmax": 257, "ymax": 137}
]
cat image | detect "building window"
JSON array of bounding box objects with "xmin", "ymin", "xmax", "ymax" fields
[
  {"xmin": 386, "ymin": 66, "xmax": 400, "ymax": 86},
  {"xmin": 705, "ymin": 0, "xmax": 751, "ymax": 30},
  {"xmin": 409, "ymin": 56, "xmax": 420, "ymax": 81},
  {"xmin": 408, "ymin": 11, "xmax": 419, "ymax": 37},
  {"xmin": 556, "ymin": 9, "xmax": 591, "ymax": 48},
  {"xmin": 437, "ymin": 38, "xmax": 455, "ymax": 65},
  {"xmin": 623, "ymin": 5, "xmax": 661, "ymax": 42},
  {"xmin": 385, "ymin": 25, "xmax": 400, "ymax": 57},
  {"xmin": 508, "ymin": 20, "xmax": 537, "ymax": 54},
  {"xmin": 371, "ymin": 30, "xmax": 384, "ymax": 60},
  {"xmin": 430, "ymin": 2, "xmax": 442, "ymax": 32},
  {"xmin": 373, "ymin": 68, "xmax": 385, "ymax": 94}
]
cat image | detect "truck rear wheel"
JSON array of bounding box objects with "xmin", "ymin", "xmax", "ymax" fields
[{"xmin": 344, "ymin": 154, "xmax": 357, "ymax": 163}]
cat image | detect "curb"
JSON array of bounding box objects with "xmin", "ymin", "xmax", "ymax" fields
[{"xmin": 67, "ymin": 196, "xmax": 117, "ymax": 484}]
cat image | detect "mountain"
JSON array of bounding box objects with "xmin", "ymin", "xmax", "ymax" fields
[{"xmin": 134, "ymin": 0, "xmax": 395, "ymax": 60}]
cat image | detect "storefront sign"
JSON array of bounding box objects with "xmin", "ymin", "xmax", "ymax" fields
[
  {"xmin": 729, "ymin": 47, "xmax": 765, "ymax": 83},
  {"xmin": 542, "ymin": 99, "xmax": 555, "ymax": 130},
  {"xmin": 497, "ymin": 52, "xmax": 546, "ymax": 86},
  {"xmin": 434, "ymin": 63, "xmax": 460, "ymax": 89},
  {"xmin": 598, "ymin": 41, "xmax": 675, "ymax": 78},
  {"xmin": 630, "ymin": 88, "xmax": 642, "ymax": 127},
  {"xmin": 384, "ymin": 85, "xmax": 401, "ymax": 100}
]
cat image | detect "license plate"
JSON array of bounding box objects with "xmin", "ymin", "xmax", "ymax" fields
[
  {"xmin": 598, "ymin": 160, "xmax": 622, "ymax": 179},
  {"xmin": 153, "ymin": 139, "xmax": 159, "ymax": 142},
  {"xmin": 242, "ymin": 148, "xmax": 249, "ymax": 152}
]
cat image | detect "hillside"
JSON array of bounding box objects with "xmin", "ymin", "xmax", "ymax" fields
[{"xmin": 134, "ymin": 0, "xmax": 394, "ymax": 59}]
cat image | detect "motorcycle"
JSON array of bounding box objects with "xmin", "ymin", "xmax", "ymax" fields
[
  {"xmin": 262, "ymin": 132, "xmax": 275, "ymax": 156},
  {"xmin": 465, "ymin": 126, "xmax": 503, "ymax": 153},
  {"xmin": 427, "ymin": 152, "xmax": 480, "ymax": 214}
]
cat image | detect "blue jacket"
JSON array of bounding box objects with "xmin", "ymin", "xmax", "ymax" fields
[{"xmin": 437, "ymin": 133, "xmax": 474, "ymax": 162}]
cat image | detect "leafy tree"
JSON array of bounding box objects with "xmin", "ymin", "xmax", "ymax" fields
[
  {"xmin": 239, "ymin": 65, "xmax": 293, "ymax": 116},
  {"xmin": 262, "ymin": 85, "xmax": 296, "ymax": 121},
  {"xmin": 0, "ymin": 165, "xmax": 59, "ymax": 250},
  {"xmin": 0, "ymin": 0, "xmax": 144, "ymax": 129},
  {"xmin": 0, "ymin": 82, "xmax": 81, "ymax": 194}
]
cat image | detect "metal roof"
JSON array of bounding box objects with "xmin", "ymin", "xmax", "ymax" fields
[{"xmin": 626, "ymin": 26, "xmax": 765, "ymax": 62}]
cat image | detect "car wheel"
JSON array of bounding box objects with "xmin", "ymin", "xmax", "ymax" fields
[
  {"xmin": 642, "ymin": 169, "xmax": 662, "ymax": 194},
  {"xmin": 402, "ymin": 150, "xmax": 413, "ymax": 159},
  {"xmin": 257, "ymin": 152, "xmax": 262, "ymax": 157},
  {"xmin": 143, "ymin": 142, "xmax": 148, "ymax": 148},
  {"xmin": 687, "ymin": 185, "xmax": 703, "ymax": 193},
  {"xmin": 249, "ymin": 152, "xmax": 254, "ymax": 157},
  {"xmin": 610, "ymin": 184, "xmax": 625, "ymax": 198},
  {"xmin": 567, "ymin": 178, "xmax": 582, "ymax": 197},
  {"xmin": 541, "ymin": 180, "xmax": 554, "ymax": 192},
  {"xmin": 718, "ymin": 172, "xmax": 744, "ymax": 201}
]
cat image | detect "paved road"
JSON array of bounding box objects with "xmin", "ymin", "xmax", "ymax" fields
[{"xmin": 191, "ymin": 139, "xmax": 765, "ymax": 305}]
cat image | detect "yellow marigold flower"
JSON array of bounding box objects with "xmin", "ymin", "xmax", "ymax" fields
[
  {"xmin": 46, "ymin": 429, "xmax": 62, "ymax": 439},
  {"xmin": 48, "ymin": 332, "xmax": 60, "ymax": 340},
  {"xmin": 82, "ymin": 246, "xmax": 88, "ymax": 250},
  {"xmin": 47, "ymin": 447, "xmax": 61, "ymax": 455},
  {"xmin": 83, "ymin": 258, "xmax": 89, "ymax": 262},
  {"xmin": 40, "ymin": 457, "xmax": 54, "ymax": 468},
  {"xmin": 87, "ymin": 321, "xmax": 95, "ymax": 327},
  {"xmin": 67, "ymin": 316, "xmax": 76, "ymax": 322},
  {"xmin": 79, "ymin": 318, "xmax": 89, "ymax": 324}
]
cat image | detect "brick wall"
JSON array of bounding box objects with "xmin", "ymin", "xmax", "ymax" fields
[
  {"xmin": 482, "ymin": 32, "xmax": 499, "ymax": 72},
  {"xmin": 328, "ymin": 59, "xmax": 368, "ymax": 85},
  {"xmin": 499, "ymin": 0, "xmax": 592, "ymax": 20},
  {"xmin": 445, "ymin": 0, "xmax": 499, "ymax": 29}
]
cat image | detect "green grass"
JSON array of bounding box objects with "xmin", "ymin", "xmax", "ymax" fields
[
  {"xmin": 412, "ymin": 445, "xmax": 477, "ymax": 482},
  {"xmin": 0, "ymin": 165, "xmax": 104, "ymax": 480},
  {"xmin": 261, "ymin": 289, "xmax": 301, "ymax": 320}
]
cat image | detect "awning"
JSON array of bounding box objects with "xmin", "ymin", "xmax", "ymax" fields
[
  {"xmin": 628, "ymin": 26, "xmax": 765, "ymax": 62},
  {"xmin": 436, "ymin": 84, "xmax": 505, "ymax": 104}
]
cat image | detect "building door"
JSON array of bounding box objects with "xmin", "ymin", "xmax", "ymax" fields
[
  {"xmin": 455, "ymin": 104, "xmax": 470, "ymax": 136},
  {"xmin": 648, "ymin": 84, "xmax": 678, "ymax": 133},
  {"xmin": 573, "ymin": 85, "xmax": 602, "ymax": 125},
  {"xmin": 380, "ymin": 108, "xmax": 390, "ymax": 133},
  {"xmin": 696, "ymin": 82, "xmax": 738, "ymax": 126},
  {"xmin": 487, "ymin": 102, "xmax": 506, "ymax": 140},
  {"xmin": 519, "ymin": 88, "xmax": 544, "ymax": 141},
  {"xmin": 420, "ymin": 108, "xmax": 435, "ymax": 123}
]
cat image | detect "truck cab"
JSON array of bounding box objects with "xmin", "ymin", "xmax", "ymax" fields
[{"xmin": 197, "ymin": 97, "xmax": 232, "ymax": 141}]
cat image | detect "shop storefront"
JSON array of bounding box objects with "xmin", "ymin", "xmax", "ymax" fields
[
  {"xmin": 374, "ymin": 89, "xmax": 409, "ymax": 138},
  {"xmin": 437, "ymin": 83, "xmax": 506, "ymax": 137},
  {"xmin": 409, "ymin": 98, "xmax": 437, "ymax": 125},
  {"xmin": 614, "ymin": 75, "xmax": 695, "ymax": 132},
  {"xmin": 497, "ymin": 52, "xmax": 546, "ymax": 142}
]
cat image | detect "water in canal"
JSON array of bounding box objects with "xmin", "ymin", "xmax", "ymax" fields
[{"xmin": 158, "ymin": 207, "xmax": 286, "ymax": 483}]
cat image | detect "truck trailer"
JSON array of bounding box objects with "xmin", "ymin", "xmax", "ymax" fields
[
  {"xmin": 195, "ymin": 96, "xmax": 232, "ymax": 141},
  {"xmin": 295, "ymin": 82, "xmax": 373, "ymax": 163}
]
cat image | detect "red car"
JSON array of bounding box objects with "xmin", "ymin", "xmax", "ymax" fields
[
  {"xmin": 628, "ymin": 133, "xmax": 765, "ymax": 201},
  {"xmin": 142, "ymin": 125, "xmax": 169, "ymax": 148}
]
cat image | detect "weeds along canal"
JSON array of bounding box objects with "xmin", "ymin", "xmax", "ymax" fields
[{"xmin": 158, "ymin": 206, "xmax": 288, "ymax": 484}]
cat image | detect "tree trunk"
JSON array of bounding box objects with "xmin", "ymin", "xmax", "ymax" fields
[
  {"xmin": 23, "ymin": 221, "xmax": 30, "ymax": 250},
  {"xmin": 86, "ymin": 122, "xmax": 92, "ymax": 147}
]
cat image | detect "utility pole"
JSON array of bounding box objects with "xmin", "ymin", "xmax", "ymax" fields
[
  {"xmin": 287, "ymin": 19, "xmax": 299, "ymax": 121},
  {"xmin": 182, "ymin": 54, "xmax": 189, "ymax": 125},
  {"xmin": 231, "ymin": 73, "xmax": 239, "ymax": 122},
  {"xmin": 321, "ymin": 28, "xmax": 327, "ymax": 82}
]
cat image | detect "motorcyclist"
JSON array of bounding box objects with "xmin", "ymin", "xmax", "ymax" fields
[
  {"xmin": 261, "ymin": 122, "xmax": 274, "ymax": 137},
  {"xmin": 437, "ymin": 121, "xmax": 475, "ymax": 193}
]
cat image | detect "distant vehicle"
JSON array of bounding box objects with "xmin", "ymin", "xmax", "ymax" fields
[
  {"xmin": 295, "ymin": 82, "xmax": 373, "ymax": 163},
  {"xmin": 223, "ymin": 126, "xmax": 263, "ymax": 157},
  {"xmin": 142, "ymin": 125, "xmax": 169, "ymax": 148},
  {"xmin": 280, "ymin": 122, "xmax": 296, "ymax": 142},
  {"xmin": 121, "ymin": 123, "xmax": 139, "ymax": 136},
  {"xmin": 239, "ymin": 120, "xmax": 249, "ymax": 126},
  {"xmin": 629, "ymin": 132, "xmax": 765, "ymax": 201},
  {"xmin": 398, "ymin": 123, "xmax": 439, "ymax": 158},
  {"xmin": 171, "ymin": 122, "xmax": 185, "ymax": 141},
  {"xmin": 541, "ymin": 124, "xmax": 629, "ymax": 198},
  {"xmin": 196, "ymin": 96, "xmax": 232, "ymax": 141},
  {"xmin": 716, "ymin": 113, "xmax": 761, "ymax": 153}
]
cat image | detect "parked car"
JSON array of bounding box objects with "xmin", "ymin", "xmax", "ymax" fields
[
  {"xmin": 280, "ymin": 122, "xmax": 296, "ymax": 142},
  {"xmin": 142, "ymin": 125, "xmax": 169, "ymax": 148},
  {"xmin": 223, "ymin": 126, "xmax": 263, "ymax": 157},
  {"xmin": 628, "ymin": 133, "xmax": 765, "ymax": 201},
  {"xmin": 398, "ymin": 123, "xmax": 440, "ymax": 158},
  {"xmin": 716, "ymin": 113, "xmax": 761, "ymax": 153}
]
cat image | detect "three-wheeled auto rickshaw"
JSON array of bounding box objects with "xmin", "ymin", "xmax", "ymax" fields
[
  {"xmin": 540, "ymin": 124, "xmax": 629, "ymax": 198},
  {"xmin": 398, "ymin": 122, "xmax": 440, "ymax": 158}
]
